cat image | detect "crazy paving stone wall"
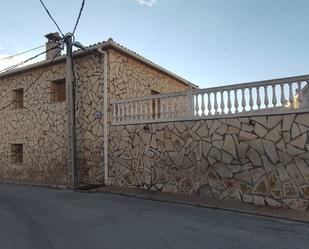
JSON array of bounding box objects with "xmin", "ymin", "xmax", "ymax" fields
[
  {"xmin": 0, "ymin": 63, "xmax": 68, "ymax": 185},
  {"xmin": 109, "ymin": 113, "xmax": 309, "ymax": 210},
  {"xmin": 108, "ymin": 48, "xmax": 190, "ymax": 100},
  {"xmin": 74, "ymin": 54, "xmax": 105, "ymax": 185},
  {"xmin": 0, "ymin": 53, "xmax": 105, "ymax": 186}
]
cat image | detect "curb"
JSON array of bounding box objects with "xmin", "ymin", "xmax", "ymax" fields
[
  {"xmin": 95, "ymin": 187, "xmax": 309, "ymax": 225},
  {"xmin": 0, "ymin": 180, "xmax": 67, "ymax": 190}
]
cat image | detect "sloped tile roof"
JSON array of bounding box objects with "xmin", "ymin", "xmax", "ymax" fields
[{"xmin": 0, "ymin": 38, "xmax": 198, "ymax": 88}]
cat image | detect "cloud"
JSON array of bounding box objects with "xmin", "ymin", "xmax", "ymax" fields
[{"xmin": 135, "ymin": 0, "xmax": 157, "ymax": 7}]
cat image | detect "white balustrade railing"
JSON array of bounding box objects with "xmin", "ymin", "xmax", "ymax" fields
[
  {"xmin": 111, "ymin": 91, "xmax": 192, "ymax": 124},
  {"xmin": 111, "ymin": 75, "xmax": 309, "ymax": 124}
]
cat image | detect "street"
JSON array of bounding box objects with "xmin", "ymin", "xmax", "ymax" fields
[{"xmin": 0, "ymin": 184, "xmax": 308, "ymax": 249}]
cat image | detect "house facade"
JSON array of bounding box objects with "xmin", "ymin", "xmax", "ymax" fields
[
  {"xmin": 1, "ymin": 33, "xmax": 309, "ymax": 211},
  {"xmin": 0, "ymin": 33, "xmax": 193, "ymax": 187}
]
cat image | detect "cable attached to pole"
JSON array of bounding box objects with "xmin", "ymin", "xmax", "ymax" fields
[
  {"xmin": 0, "ymin": 46, "xmax": 63, "ymax": 113},
  {"xmin": 0, "ymin": 44, "xmax": 62, "ymax": 74},
  {"xmin": 0, "ymin": 45, "xmax": 45, "ymax": 62},
  {"xmin": 39, "ymin": 0, "xmax": 65, "ymax": 37},
  {"xmin": 72, "ymin": 0, "xmax": 86, "ymax": 34}
]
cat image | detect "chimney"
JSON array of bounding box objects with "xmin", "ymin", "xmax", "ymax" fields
[{"xmin": 45, "ymin": 32, "xmax": 62, "ymax": 60}]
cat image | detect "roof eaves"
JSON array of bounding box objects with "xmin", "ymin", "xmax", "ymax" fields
[
  {"xmin": 101, "ymin": 39, "xmax": 198, "ymax": 89},
  {"xmin": 0, "ymin": 39, "xmax": 199, "ymax": 89}
]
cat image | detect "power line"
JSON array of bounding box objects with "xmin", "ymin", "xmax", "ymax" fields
[
  {"xmin": 0, "ymin": 48, "xmax": 62, "ymax": 114},
  {"xmin": 0, "ymin": 44, "xmax": 62, "ymax": 74},
  {"xmin": 224, "ymin": 0, "xmax": 295, "ymax": 71},
  {"xmin": 219, "ymin": 0, "xmax": 277, "ymax": 80},
  {"xmin": 39, "ymin": 0, "xmax": 65, "ymax": 37},
  {"xmin": 72, "ymin": 0, "xmax": 86, "ymax": 34},
  {"xmin": 242, "ymin": 0, "xmax": 276, "ymax": 38},
  {"xmin": 217, "ymin": 0, "xmax": 264, "ymax": 65},
  {"xmin": 242, "ymin": 0, "xmax": 295, "ymax": 56},
  {"xmin": 0, "ymin": 45, "xmax": 45, "ymax": 62}
]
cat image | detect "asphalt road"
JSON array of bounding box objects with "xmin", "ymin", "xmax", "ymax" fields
[{"xmin": 0, "ymin": 184, "xmax": 308, "ymax": 249}]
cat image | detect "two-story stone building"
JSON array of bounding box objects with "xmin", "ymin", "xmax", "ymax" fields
[{"xmin": 0, "ymin": 33, "xmax": 195, "ymax": 187}]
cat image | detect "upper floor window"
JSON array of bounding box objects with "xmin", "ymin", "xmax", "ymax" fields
[
  {"xmin": 12, "ymin": 88, "xmax": 24, "ymax": 109},
  {"xmin": 51, "ymin": 78, "xmax": 66, "ymax": 103}
]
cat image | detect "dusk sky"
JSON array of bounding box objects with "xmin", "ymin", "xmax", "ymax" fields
[{"xmin": 0, "ymin": 0, "xmax": 308, "ymax": 88}]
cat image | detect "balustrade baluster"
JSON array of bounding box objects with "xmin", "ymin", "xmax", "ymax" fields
[
  {"xmin": 214, "ymin": 92, "xmax": 218, "ymax": 114},
  {"xmin": 234, "ymin": 89, "xmax": 239, "ymax": 113},
  {"xmin": 144, "ymin": 100, "xmax": 148, "ymax": 120},
  {"xmin": 280, "ymin": 83, "xmax": 285, "ymax": 107},
  {"xmin": 201, "ymin": 93, "xmax": 205, "ymax": 116},
  {"xmin": 175, "ymin": 97, "xmax": 178, "ymax": 117},
  {"xmin": 138, "ymin": 102, "xmax": 141, "ymax": 120},
  {"xmin": 165, "ymin": 97, "xmax": 170, "ymax": 118},
  {"xmin": 113, "ymin": 104, "xmax": 117, "ymax": 122},
  {"xmin": 264, "ymin": 86, "xmax": 269, "ymax": 109},
  {"xmin": 177, "ymin": 96, "xmax": 182, "ymax": 116},
  {"xmin": 256, "ymin": 87, "xmax": 261, "ymax": 110},
  {"xmin": 207, "ymin": 92, "xmax": 212, "ymax": 115},
  {"xmin": 174, "ymin": 97, "xmax": 178, "ymax": 117},
  {"xmin": 220, "ymin": 91, "xmax": 225, "ymax": 114},
  {"xmin": 167, "ymin": 97, "xmax": 171, "ymax": 118},
  {"xmin": 297, "ymin": 81, "xmax": 303, "ymax": 108},
  {"xmin": 289, "ymin": 82, "xmax": 294, "ymax": 109},
  {"xmin": 161, "ymin": 98, "xmax": 166, "ymax": 118},
  {"xmin": 241, "ymin": 88, "xmax": 246, "ymax": 112},
  {"xmin": 154, "ymin": 98, "xmax": 158, "ymax": 119},
  {"xmin": 148, "ymin": 100, "xmax": 152, "ymax": 119},
  {"xmin": 249, "ymin": 87, "xmax": 253, "ymax": 111},
  {"xmin": 118, "ymin": 103, "xmax": 121, "ymax": 121},
  {"xmin": 195, "ymin": 94, "xmax": 200, "ymax": 117},
  {"xmin": 144, "ymin": 100, "xmax": 148, "ymax": 119},
  {"xmin": 129, "ymin": 103, "xmax": 132, "ymax": 120},
  {"xmin": 272, "ymin": 84, "xmax": 277, "ymax": 107},
  {"xmin": 169, "ymin": 97, "xmax": 173, "ymax": 118},
  {"xmin": 132, "ymin": 101, "xmax": 137, "ymax": 120},
  {"xmin": 126, "ymin": 102, "xmax": 130, "ymax": 121},
  {"xmin": 119, "ymin": 103, "xmax": 124, "ymax": 121},
  {"xmin": 227, "ymin": 90, "xmax": 232, "ymax": 114}
]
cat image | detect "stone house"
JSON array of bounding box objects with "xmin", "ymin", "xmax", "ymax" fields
[
  {"xmin": 1, "ymin": 33, "xmax": 309, "ymax": 211},
  {"xmin": 0, "ymin": 33, "xmax": 195, "ymax": 187}
]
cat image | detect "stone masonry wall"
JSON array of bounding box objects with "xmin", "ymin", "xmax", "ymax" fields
[
  {"xmin": 0, "ymin": 53, "xmax": 105, "ymax": 186},
  {"xmin": 108, "ymin": 48, "xmax": 190, "ymax": 100},
  {"xmin": 0, "ymin": 46, "xmax": 194, "ymax": 187},
  {"xmin": 0, "ymin": 63, "xmax": 67, "ymax": 185},
  {"xmin": 109, "ymin": 113, "xmax": 309, "ymax": 211}
]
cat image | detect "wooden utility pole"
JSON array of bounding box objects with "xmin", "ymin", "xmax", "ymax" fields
[{"xmin": 65, "ymin": 33, "xmax": 78, "ymax": 190}]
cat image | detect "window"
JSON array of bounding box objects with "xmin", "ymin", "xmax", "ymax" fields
[
  {"xmin": 11, "ymin": 144, "xmax": 23, "ymax": 164},
  {"xmin": 51, "ymin": 78, "xmax": 66, "ymax": 103},
  {"xmin": 12, "ymin": 88, "xmax": 24, "ymax": 109}
]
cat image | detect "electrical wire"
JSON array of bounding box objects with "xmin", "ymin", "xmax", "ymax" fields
[
  {"xmin": 0, "ymin": 44, "xmax": 62, "ymax": 74},
  {"xmin": 72, "ymin": 0, "xmax": 86, "ymax": 34},
  {"xmin": 219, "ymin": 0, "xmax": 279, "ymax": 79},
  {"xmin": 0, "ymin": 48, "xmax": 62, "ymax": 114},
  {"xmin": 39, "ymin": 0, "xmax": 65, "ymax": 37},
  {"xmin": 217, "ymin": 0, "xmax": 264, "ymax": 64},
  {"xmin": 222, "ymin": 0, "xmax": 295, "ymax": 73},
  {"xmin": 0, "ymin": 45, "xmax": 45, "ymax": 62},
  {"xmin": 241, "ymin": 0, "xmax": 295, "ymax": 56}
]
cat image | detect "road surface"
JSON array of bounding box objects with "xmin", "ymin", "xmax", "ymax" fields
[{"xmin": 0, "ymin": 184, "xmax": 308, "ymax": 249}]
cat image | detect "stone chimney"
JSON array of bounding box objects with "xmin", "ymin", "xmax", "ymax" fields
[{"xmin": 45, "ymin": 32, "xmax": 62, "ymax": 60}]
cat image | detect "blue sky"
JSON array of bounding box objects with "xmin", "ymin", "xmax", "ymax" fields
[{"xmin": 0, "ymin": 0, "xmax": 308, "ymax": 88}]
